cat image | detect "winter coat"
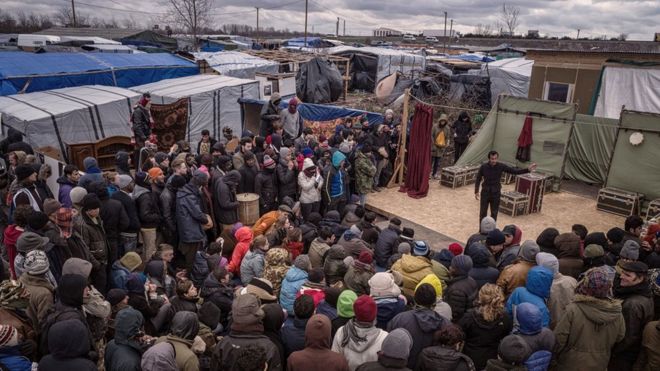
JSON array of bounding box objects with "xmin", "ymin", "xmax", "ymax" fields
[
  {"xmin": 77, "ymin": 213, "xmax": 109, "ymax": 266},
  {"xmin": 459, "ymin": 309, "xmax": 513, "ymax": 370},
  {"xmin": 111, "ymin": 191, "xmax": 140, "ymax": 233},
  {"xmin": 444, "ymin": 274, "xmax": 478, "ymax": 322},
  {"xmin": 213, "ymin": 173, "xmax": 240, "ymax": 226},
  {"xmin": 356, "ymin": 355, "xmax": 412, "ymax": 371},
  {"xmin": 374, "ymin": 225, "xmax": 401, "ymax": 268},
  {"xmin": 133, "ymin": 184, "xmax": 162, "ymax": 229},
  {"xmin": 324, "ymin": 245, "xmax": 348, "ymax": 285},
  {"xmin": 468, "ymin": 244, "xmax": 500, "ymax": 289},
  {"xmin": 213, "ymin": 332, "xmax": 282, "ymax": 371},
  {"xmin": 554, "ymin": 294, "xmax": 625, "ymax": 370},
  {"xmin": 160, "ymin": 183, "xmax": 178, "ymax": 241},
  {"xmin": 0, "ymin": 348, "xmax": 31, "ymax": 371},
  {"xmin": 332, "ymin": 321, "xmax": 388, "ymax": 371},
  {"xmin": 309, "ymin": 238, "xmax": 331, "ymax": 269},
  {"xmin": 373, "ymin": 296, "xmax": 406, "ymax": 330},
  {"xmin": 431, "ymin": 124, "xmax": 451, "ymax": 157},
  {"xmin": 547, "ymin": 273, "xmax": 577, "ymax": 329},
  {"xmin": 18, "ymin": 273, "xmax": 54, "ymax": 329},
  {"xmin": 280, "ymin": 266, "xmax": 308, "ymax": 313},
  {"xmin": 323, "ymin": 153, "xmax": 349, "ymax": 203},
  {"xmin": 497, "ymin": 260, "xmax": 535, "ymax": 297},
  {"xmin": 281, "ymin": 317, "xmax": 308, "ymax": 358},
  {"xmin": 557, "ymin": 236, "xmax": 583, "ymax": 280},
  {"xmin": 338, "ymin": 233, "xmax": 372, "ymax": 260},
  {"xmin": 288, "ymin": 315, "xmax": 348, "ymax": 371},
  {"xmin": 354, "ymin": 151, "xmax": 377, "ymax": 195},
  {"xmin": 276, "ymin": 163, "xmax": 297, "ymax": 202},
  {"xmin": 453, "ymin": 118, "xmax": 472, "ymax": 144},
  {"xmin": 298, "ymin": 171, "xmax": 322, "ymax": 204},
  {"xmin": 99, "ymin": 197, "xmax": 129, "ymax": 242},
  {"xmin": 416, "ymin": 345, "xmax": 475, "ymax": 371},
  {"xmin": 156, "ymin": 335, "xmax": 199, "ymax": 371},
  {"xmin": 131, "ymin": 105, "xmax": 151, "ymax": 140},
  {"xmin": 109, "ymin": 261, "xmax": 132, "ymax": 290},
  {"xmin": 506, "ymin": 266, "xmax": 554, "ymax": 328},
  {"xmin": 56, "ymin": 176, "xmax": 76, "ymax": 208},
  {"xmin": 391, "ymin": 255, "xmax": 435, "ymax": 297},
  {"xmin": 255, "ymin": 169, "xmax": 278, "ymax": 212},
  {"xmin": 227, "ymin": 227, "xmax": 253, "ymax": 275},
  {"xmin": 105, "ymin": 308, "xmax": 143, "ymax": 371},
  {"xmin": 237, "ymin": 162, "xmax": 258, "ymax": 194},
  {"xmin": 262, "ymin": 248, "xmax": 290, "ymax": 298},
  {"xmin": 497, "ymin": 245, "xmax": 521, "ymax": 270},
  {"xmin": 343, "ymin": 263, "xmax": 374, "ymax": 296},
  {"xmin": 200, "ymin": 275, "xmax": 233, "ymax": 327},
  {"xmin": 515, "ymin": 303, "xmax": 556, "ymax": 353},
  {"xmin": 240, "ymin": 250, "xmax": 266, "ymax": 285},
  {"xmin": 387, "ymin": 308, "xmax": 448, "ymax": 369},
  {"xmin": 641, "ymin": 320, "xmax": 660, "ymax": 370},
  {"xmin": 38, "ymin": 319, "xmax": 96, "ymax": 371},
  {"xmin": 176, "ymin": 183, "xmax": 207, "ymax": 243}
]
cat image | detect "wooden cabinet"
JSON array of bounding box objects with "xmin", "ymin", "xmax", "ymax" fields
[{"xmin": 67, "ymin": 136, "xmax": 134, "ymax": 172}]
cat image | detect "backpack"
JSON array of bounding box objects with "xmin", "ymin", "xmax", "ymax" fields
[
  {"xmin": 435, "ymin": 130, "xmax": 446, "ymax": 147},
  {"xmin": 141, "ymin": 341, "xmax": 177, "ymax": 371}
]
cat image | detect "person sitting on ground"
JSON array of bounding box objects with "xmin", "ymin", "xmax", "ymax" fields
[
  {"xmin": 344, "ymin": 251, "xmax": 376, "ymax": 296},
  {"xmin": 535, "ymin": 252, "xmax": 577, "ymax": 330},
  {"xmin": 156, "ymin": 311, "xmax": 200, "ymax": 371},
  {"xmin": 369, "ymin": 272, "xmax": 407, "ymax": 330},
  {"xmin": 110, "ymin": 252, "xmax": 142, "ymax": 290},
  {"xmin": 324, "ymin": 245, "xmax": 348, "ymax": 287},
  {"xmin": 391, "ymin": 240, "xmax": 435, "ymax": 297},
  {"xmin": 38, "ymin": 319, "xmax": 97, "ymax": 371},
  {"xmin": 416, "ymin": 324, "xmax": 475, "ymax": 371},
  {"xmin": 280, "ymin": 255, "xmax": 311, "ymax": 314},
  {"xmin": 374, "ymin": 218, "xmax": 402, "ymax": 269},
  {"xmin": 281, "ymin": 294, "xmax": 315, "ymax": 358},
  {"xmin": 444, "ymin": 255, "xmax": 478, "ymax": 322},
  {"xmin": 262, "ymin": 246, "xmax": 290, "ymax": 298},
  {"xmin": 556, "ymin": 232, "xmax": 583, "ymax": 280},
  {"xmin": 465, "ymin": 217, "xmax": 496, "ymax": 255},
  {"xmin": 288, "ymin": 314, "xmax": 350, "ymax": 371},
  {"xmin": 416, "ymin": 273, "xmax": 452, "ymax": 321},
  {"xmin": 468, "ymin": 243, "xmax": 500, "ymax": 289},
  {"xmin": 497, "ymin": 240, "xmax": 540, "ymax": 296},
  {"xmin": 513, "ymin": 302, "xmax": 556, "ymax": 355},
  {"xmin": 484, "ymin": 334, "xmax": 532, "ymax": 371},
  {"xmin": 356, "ymin": 328, "xmax": 413, "ymax": 371},
  {"xmin": 536, "ymin": 227, "xmax": 560, "ymax": 257},
  {"xmin": 506, "ymin": 266, "xmax": 553, "ymax": 328},
  {"xmin": 309, "ymin": 226, "xmax": 334, "ymax": 269},
  {"xmin": 104, "ymin": 307, "xmax": 146, "ymax": 371},
  {"xmin": 499, "ymin": 224, "xmax": 523, "ymax": 269},
  {"xmin": 240, "ymin": 235, "xmax": 270, "ymax": 285},
  {"xmin": 297, "ymin": 267, "xmax": 326, "ymax": 307}
]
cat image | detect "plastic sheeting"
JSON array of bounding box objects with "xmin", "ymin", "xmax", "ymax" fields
[
  {"xmin": 192, "ymin": 51, "xmax": 279, "ymax": 79},
  {"xmin": 296, "ymin": 57, "xmax": 343, "ymax": 103},
  {"xmin": 0, "ymin": 85, "xmax": 140, "ymax": 160},
  {"xmin": 130, "ymin": 75, "xmax": 259, "ymax": 143},
  {"xmin": 593, "ymin": 64, "xmax": 660, "ymax": 119},
  {"xmin": 0, "ymin": 52, "xmax": 198, "ymax": 96},
  {"xmin": 472, "ymin": 58, "xmax": 533, "ymax": 100},
  {"xmin": 564, "ymin": 114, "xmax": 618, "ymax": 185}
]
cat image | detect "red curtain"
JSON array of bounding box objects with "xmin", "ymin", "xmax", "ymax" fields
[
  {"xmin": 399, "ymin": 104, "xmax": 433, "ymax": 198},
  {"xmin": 516, "ymin": 114, "xmax": 534, "ymax": 162}
]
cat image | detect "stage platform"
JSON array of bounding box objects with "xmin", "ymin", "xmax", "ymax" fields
[{"xmin": 366, "ymin": 180, "xmax": 624, "ymax": 250}]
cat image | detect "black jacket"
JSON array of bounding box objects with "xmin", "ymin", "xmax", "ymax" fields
[
  {"xmin": 444, "ymin": 275, "xmax": 478, "ymax": 322},
  {"xmin": 453, "ymin": 119, "xmax": 472, "ymax": 144},
  {"xmin": 610, "ymin": 278, "xmax": 655, "ymax": 366},
  {"xmin": 160, "ymin": 183, "xmax": 178, "ymax": 241},
  {"xmin": 238, "ymin": 164, "xmax": 258, "ymax": 194},
  {"xmin": 458, "ymin": 309, "xmax": 513, "ymax": 370},
  {"xmin": 276, "ymin": 163, "xmax": 297, "ymax": 201},
  {"xmin": 475, "ymin": 162, "xmax": 528, "ymax": 193},
  {"xmin": 133, "ymin": 185, "xmax": 162, "ymax": 229},
  {"xmin": 387, "ymin": 308, "xmax": 449, "ymax": 369},
  {"xmin": 255, "ymin": 169, "xmax": 277, "ymax": 211},
  {"xmin": 111, "ymin": 191, "xmax": 140, "ymax": 233},
  {"xmin": 416, "ymin": 345, "xmax": 475, "ymax": 371},
  {"xmin": 375, "ymin": 225, "xmax": 401, "ymax": 268},
  {"xmin": 213, "ymin": 173, "xmax": 240, "ymax": 226},
  {"xmin": 131, "ymin": 105, "xmax": 151, "ymax": 141},
  {"xmin": 100, "ymin": 197, "xmax": 129, "ymax": 242},
  {"xmin": 468, "ymin": 244, "xmax": 500, "ymax": 289},
  {"xmin": 38, "ymin": 318, "xmax": 96, "ymax": 371}
]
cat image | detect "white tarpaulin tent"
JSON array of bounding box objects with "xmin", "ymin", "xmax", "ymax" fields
[
  {"xmin": 593, "ymin": 63, "xmax": 660, "ymax": 119},
  {"xmin": 131, "ymin": 74, "xmax": 259, "ymax": 142},
  {"xmin": 471, "ymin": 57, "xmax": 533, "ymax": 100},
  {"xmin": 193, "ymin": 51, "xmax": 279, "ymax": 79},
  {"xmin": 0, "ymin": 85, "xmax": 139, "ymax": 161}
]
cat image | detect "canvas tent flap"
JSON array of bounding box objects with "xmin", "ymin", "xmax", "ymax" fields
[
  {"xmin": 564, "ymin": 114, "xmax": 618, "ymax": 184},
  {"xmin": 193, "ymin": 51, "xmax": 279, "ymax": 79},
  {"xmin": 474, "ymin": 57, "xmax": 533, "ymax": 99},
  {"xmin": 593, "ymin": 64, "xmax": 660, "ymax": 119}
]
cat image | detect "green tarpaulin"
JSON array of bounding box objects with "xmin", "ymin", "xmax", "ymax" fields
[{"xmin": 564, "ymin": 114, "xmax": 619, "ymax": 185}]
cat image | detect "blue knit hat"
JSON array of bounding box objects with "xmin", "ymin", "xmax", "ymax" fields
[
  {"xmin": 413, "ymin": 240, "xmax": 430, "ymax": 257},
  {"xmin": 451, "ymin": 255, "xmax": 473, "ymax": 275}
]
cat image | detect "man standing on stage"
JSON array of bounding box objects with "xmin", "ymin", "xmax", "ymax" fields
[{"xmin": 475, "ymin": 151, "xmax": 536, "ymax": 221}]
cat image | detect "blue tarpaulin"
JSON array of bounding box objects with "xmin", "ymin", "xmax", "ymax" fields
[
  {"xmin": 448, "ymin": 54, "xmax": 495, "ymax": 63},
  {"xmin": 0, "ymin": 52, "xmax": 198, "ymax": 96},
  {"xmin": 285, "ymin": 37, "xmax": 324, "ymax": 48}
]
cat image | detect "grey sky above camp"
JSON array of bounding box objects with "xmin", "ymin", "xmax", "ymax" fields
[{"xmin": 4, "ymin": 0, "xmax": 658, "ymax": 40}]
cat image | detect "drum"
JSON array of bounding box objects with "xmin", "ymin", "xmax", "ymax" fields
[{"xmin": 237, "ymin": 193, "xmax": 260, "ymax": 225}]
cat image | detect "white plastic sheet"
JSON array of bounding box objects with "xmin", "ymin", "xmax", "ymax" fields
[{"xmin": 594, "ymin": 65, "xmax": 660, "ymax": 119}]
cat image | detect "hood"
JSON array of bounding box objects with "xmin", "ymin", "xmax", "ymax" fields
[
  {"xmin": 418, "ymin": 346, "xmax": 466, "ymax": 370},
  {"xmin": 305, "ymin": 314, "xmax": 332, "ymax": 349},
  {"xmin": 324, "ymin": 210, "xmax": 341, "ymax": 223},
  {"xmin": 536, "ymin": 228, "xmax": 559, "ymax": 250},
  {"xmin": 303, "ymin": 157, "xmax": 315, "ymax": 171},
  {"xmin": 115, "ymin": 307, "xmax": 144, "ymax": 345},
  {"xmin": 56, "ymin": 176, "xmax": 76, "ymax": 187},
  {"xmin": 243, "ymin": 250, "xmax": 264, "ymax": 264},
  {"xmin": 555, "ymin": 233, "xmax": 581, "ymax": 258},
  {"xmin": 279, "ymin": 147, "xmax": 291, "ymax": 166},
  {"xmin": 471, "ymin": 243, "xmax": 492, "ymax": 267},
  {"xmin": 342, "ymin": 323, "xmax": 386, "ymax": 352},
  {"xmin": 262, "ymin": 303, "xmax": 285, "ymax": 333},
  {"xmin": 510, "ymin": 226, "xmax": 523, "ymax": 246},
  {"xmin": 177, "ymin": 183, "xmax": 199, "ymax": 200},
  {"xmin": 525, "ymin": 266, "xmax": 553, "ymax": 298},
  {"xmin": 413, "ymin": 308, "xmax": 446, "ymax": 333},
  {"xmin": 7, "ymin": 128, "xmax": 22, "ymax": 143},
  {"xmin": 400, "ymin": 254, "xmax": 431, "ymax": 273},
  {"xmin": 235, "ymin": 226, "xmax": 254, "ymax": 244},
  {"xmin": 285, "ymin": 266, "xmax": 308, "ymax": 282},
  {"xmin": 223, "ymin": 170, "xmax": 241, "ymax": 186},
  {"xmin": 83, "ymin": 157, "xmax": 98, "ymax": 171},
  {"xmin": 132, "ymin": 184, "xmax": 150, "ymax": 200},
  {"xmin": 515, "ymin": 302, "xmax": 542, "ymax": 335},
  {"xmin": 48, "ymin": 319, "xmax": 90, "ymax": 358},
  {"xmin": 265, "ymin": 247, "xmax": 289, "ymax": 267},
  {"xmin": 171, "ymin": 311, "xmax": 200, "ymax": 340},
  {"xmin": 332, "ymin": 151, "xmax": 346, "ymax": 168},
  {"xmin": 3, "ymin": 225, "xmax": 22, "ymax": 247},
  {"xmin": 327, "ymin": 245, "xmax": 347, "ymax": 260},
  {"xmin": 574, "ymin": 295, "xmax": 623, "ymax": 326},
  {"xmin": 58, "ymin": 274, "xmax": 87, "ymax": 307}
]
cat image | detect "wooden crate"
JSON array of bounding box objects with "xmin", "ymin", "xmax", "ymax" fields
[
  {"xmin": 597, "ymin": 187, "xmax": 644, "ymax": 217},
  {"xmin": 515, "ymin": 173, "xmax": 549, "ymax": 214},
  {"xmin": 440, "ymin": 166, "xmax": 467, "ymax": 189},
  {"xmin": 645, "ymin": 199, "xmax": 660, "ymax": 221},
  {"xmin": 500, "ymin": 191, "xmax": 530, "ymax": 217},
  {"xmin": 463, "ymin": 165, "xmax": 480, "ymax": 185}
]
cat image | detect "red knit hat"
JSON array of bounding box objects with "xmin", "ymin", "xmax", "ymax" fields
[
  {"xmin": 448, "ymin": 243, "xmax": 463, "ymax": 256},
  {"xmin": 353, "ymin": 295, "xmax": 377, "ymax": 323},
  {"xmin": 358, "ymin": 250, "xmax": 373, "ymax": 264}
]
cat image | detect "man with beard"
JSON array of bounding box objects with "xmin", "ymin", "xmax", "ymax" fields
[{"xmin": 12, "ymin": 164, "xmax": 43, "ymax": 212}]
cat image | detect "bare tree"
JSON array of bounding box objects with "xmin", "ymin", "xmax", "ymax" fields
[
  {"xmin": 617, "ymin": 33, "xmax": 628, "ymax": 41},
  {"xmin": 474, "ymin": 23, "xmax": 493, "ymax": 36},
  {"xmin": 122, "ymin": 17, "xmax": 139, "ymax": 29},
  {"xmin": 54, "ymin": 6, "xmax": 88, "ymax": 27},
  {"xmin": 167, "ymin": 0, "xmax": 214, "ymax": 50},
  {"xmin": 500, "ymin": 2, "xmax": 520, "ymax": 36}
]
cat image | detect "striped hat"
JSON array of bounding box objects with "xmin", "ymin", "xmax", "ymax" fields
[{"xmin": 24, "ymin": 250, "xmax": 50, "ymax": 275}]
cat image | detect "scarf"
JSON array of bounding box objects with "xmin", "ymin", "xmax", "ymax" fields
[
  {"xmin": 340, "ymin": 319, "xmax": 369, "ymax": 347},
  {"xmin": 56, "ymin": 208, "xmax": 73, "ymax": 238}
]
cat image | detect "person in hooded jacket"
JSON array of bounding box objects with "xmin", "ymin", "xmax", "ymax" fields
[
  {"xmin": 344, "ymin": 251, "xmax": 376, "ymax": 296},
  {"xmin": 513, "ymin": 302, "xmax": 555, "ymax": 355},
  {"xmin": 609, "ymin": 261, "xmax": 655, "ymax": 371},
  {"xmin": 553, "ymin": 266, "xmax": 625, "ymax": 370},
  {"xmin": 56, "ymin": 164, "xmax": 80, "ymax": 208},
  {"xmin": 156, "ymin": 311, "xmax": 200, "ymax": 371},
  {"xmin": 444, "ymin": 255, "xmax": 478, "ymax": 322},
  {"xmin": 416, "ymin": 324, "xmax": 475, "ymax": 371},
  {"xmin": 298, "ymin": 158, "xmax": 323, "ymax": 220},
  {"xmin": 465, "ymin": 217, "xmax": 496, "ymax": 255},
  {"xmin": 104, "ymin": 307, "xmax": 145, "ymax": 371},
  {"xmin": 536, "ymin": 227, "xmax": 560, "ymax": 257},
  {"xmin": 288, "ymin": 314, "xmax": 349, "ymax": 371},
  {"xmin": 262, "ymin": 247, "xmax": 290, "ymax": 298},
  {"xmin": 535, "ymin": 252, "xmax": 577, "ymax": 329},
  {"xmin": 356, "ymin": 328, "xmax": 414, "ymax": 371},
  {"xmin": 458, "ymin": 283, "xmax": 512, "ymax": 369},
  {"xmin": 324, "ymin": 245, "xmax": 348, "ymax": 286},
  {"xmin": 227, "ymin": 226, "xmax": 254, "ymax": 276},
  {"xmin": 506, "ymin": 266, "xmax": 553, "ymax": 328},
  {"xmin": 38, "ymin": 319, "xmax": 96, "ymax": 371},
  {"xmin": 323, "ymin": 151, "xmax": 350, "ymax": 214},
  {"xmin": 497, "ymin": 240, "xmax": 540, "ymax": 297},
  {"xmin": 374, "ymin": 218, "xmax": 402, "ymax": 269},
  {"xmin": 468, "ymin": 242, "xmax": 500, "ymax": 288},
  {"xmin": 485, "ymin": 334, "xmax": 532, "ymax": 371},
  {"xmin": 369, "ymin": 272, "xmax": 407, "ymax": 330},
  {"xmin": 262, "ymin": 302, "xmax": 286, "ymax": 368},
  {"xmin": 280, "ymin": 256, "xmax": 311, "ymax": 313},
  {"xmin": 177, "ymin": 170, "xmax": 210, "ymax": 271},
  {"xmin": 387, "ymin": 283, "xmax": 448, "ymax": 368},
  {"xmin": 319, "ymin": 210, "xmax": 345, "ymax": 239},
  {"xmin": 78, "ymin": 157, "xmax": 104, "ymax": 191},
  {"xmin": 390, "ymin": 242, "xmax": 435, "ymax": 298},
  {"xmin": 213, "ymin": 169, "xmax": 241, "ymax": 228},
  {"xmin": 498, "ymin": 224, "xmax": 523, "ymax": 268},
  {"xmin": 555, "ymin": 232, "xmax": 583, "ymax": 279},
  {"xmin": 240, "ymin": 235, "xmax": 270, "ymax": 285},
  {"xmin": 160, "ymin": 174, "xmax": 186, "ymax": 247},
  {"xmin": 5, "ymin": 130, "xmax": 33, "ymax": 155}
]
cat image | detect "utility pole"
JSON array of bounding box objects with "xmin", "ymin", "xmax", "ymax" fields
[
  {"xmin": 576, "ymin": 28, "xmax": 581, "ymax": 39},
  {"xmin": 443, "ymin": 11, "xmax": 447, "ymax": 53},
  {"xmin": 336, "ymin": 17, "xmax": 340, "ymax": 38},
  {"xmin": 304, "ymin": 0, "xmax": 308, "ymax": 45},
  {"xmin": 71, "ymin": 0, "xmax": 77, "ymax": 27},
  {"xmin": 255, "ymin": 7, "xmax": 260, "ymax": 38},
  {"xmin": 449, "ymin": 19, "xmax": 453, "ymax": 39},
  {"xmin": 343, "ymin": 19, "xmax": 346, "ymax": 36}
]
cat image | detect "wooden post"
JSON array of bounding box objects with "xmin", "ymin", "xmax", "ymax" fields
[{"xmin": 388, "ymin": 89, "xmax": 411, "ymax": 187}]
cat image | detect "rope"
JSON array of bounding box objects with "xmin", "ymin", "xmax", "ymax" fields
[{"xmin": 408, "ymin": 93, "xmax": 490, "ymax": 114}]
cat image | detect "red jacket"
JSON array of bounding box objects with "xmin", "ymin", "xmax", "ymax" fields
[
  {"xmin": 227, "ymin": 227, "xmax": 254, "ymax": 276},
  {"xmin": 3, "ymin": 225, "xmax": 22, "ymax": 279}
]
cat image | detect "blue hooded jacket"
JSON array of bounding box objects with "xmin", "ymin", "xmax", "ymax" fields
[
  {"xmin": 279, "ymin": 266, "xmax": 308, "ymax": 313},
  {"xmin": 514, "ymin": 302, "xmax": 543, "ymax": 335},
  {"xmin": 506, "ymin": 266, "xmax": 553, "ymax": 327},
  {"xmin": 329, "ymin": 151, "xmax": 346, "ymax": 198}
]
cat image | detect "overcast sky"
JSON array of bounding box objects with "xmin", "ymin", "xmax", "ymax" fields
[{"xmin": 3, "ymin": 0, "xmax": 658, "ymax": 40}]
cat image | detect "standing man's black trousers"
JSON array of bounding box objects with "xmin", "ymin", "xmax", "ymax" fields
[{"xmin": 480, "ymin": 189, "xmax": 501, "ymax": 221}]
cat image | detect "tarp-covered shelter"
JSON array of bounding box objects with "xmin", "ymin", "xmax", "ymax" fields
[
  {"xmin": 130, "ymin": 75, "xmax": 259, "ymax": 142},
  {"xmin": 0, "ymin": 52, "xmax": 199, "ymax": 96},
  {"xmin": 472, "ymin": 57, "xmax": 533, "ymax": 100},
  {"xmin": 0, "ymin": 85, "xmax": 140, "ymax": 161},
  {"xmin": 285, "ymin": 37, "xmax": 334, "ymax": 48},
  {"xmin": 193, "ymin": 51, "xmax": 279, "ymax": 79},
  {"xmin": 324, "ymin": 46, "xmax": 426, "ymax": 92},
  {"xmin": 448, "ymin": 74, "xmax": 492, "ymax": 109},
  {"xmin": 592, "ymin": 61, "xmax": 660, "ymax": 119},
  {"xmin": 35, "ymin": 28, "xmax": 178, "ymax": 51}
]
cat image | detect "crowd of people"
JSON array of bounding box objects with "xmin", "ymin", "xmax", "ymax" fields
[{"xmin": 0, "ymin": 96, "xmax": 658, "ymax": 371}]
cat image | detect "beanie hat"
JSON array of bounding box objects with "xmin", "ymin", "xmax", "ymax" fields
[
  {"xmin": 620, "ymin": 260, "xmax": 649, "ymax": 274},
  {"xmin": 337, "ymin": 290, "xmax": 358, "ymax": 318},
  {"xmin": 434, "ymin": 249, "xmax": 455, "ymax": 269},
  {"xmin": 294, "ymin": 255, "xmax": 311, "ymax": 272},
  {"xmin": 575, "ymin": 266, "xmax": 613, "ymax": 299},
  {"xmin": 0, "ymin": 325, "xmax": 19, "ymax": 347},
  {"xmin": 358, "ymin": 250, "xmax": 373, "ymax": 265},
  {"xmin": 401, "ymin": 227, "xmax": 414, "ymax": 240},
  {"xmin": 486, "ymin": 229, "xmax": 506, "ymax": 246},
  {"xmin": 148, "ymin": 167, "xmax": 163, "ymax": 179},
  {"xmin": 135, "ymin": 172, "xmax": 150, "ymax": 188},
  {"xmin": 502, "ymin": 224, "xmax": 517, "ymax": 236},
  {"xmin": 535, "ymin": 252, "xmax": 559, "ymax": 276},
  {"xmin": 117, "ymin": 175, "xmax": 132, "ymax": 189},
  {"xmin": 15, "ymin": 164, "xmax": 36, "ymax": 182},
  {"xmin": 620, "ymin": 240, "xmax": 640, "ymax": 260},
  {"xmin": 584, "ymin": 244, "xmax": 605, "ymax": 258},
  {"xmin": 448, "ymin": 243, "xmax": 463, "ymax": 256},
  {"xmin": 83, "ymin": 157, "xmax": 98, "ymax": 170},
  {"xmin": 120, "ymin": 252, "xmax": 143, "ymax": 272},
  {"xmin": 451, "ymin": 254, "xmax": 473, "ymax": 275},
  {"xmin": 24, "ymin": 250, "xmax": 50, "ymax": 275},
  {"xmin": 69, "ymin": 186, "xmax": 88, "ymax": 205},
  {"xmin": 170, "ymin": 174, "xmax": 187, "ymax": 189},
  {"xmin": 27, "ymin": 212, "xmax": 49, "ymax": 230},
  {"xmin": 389, "ymin": 217, "xmax": 402, "ymax": 227},
  {"xmin": 106, "ymin": 288, "xmax": 128, "ymax": 306},
  {"xmin": 43, "ymin": 199, "xmax": 61, "ymax": 216},
  {"xmin": 62, "ymin": 257, "xmax": 93, "ymax": 279},
  {"xmin": 192, "ymin": 169, "xmax": 209, "ymax": 186},
  {"xmin": 412, "ymin": 240, "xmax": 430, "ymax": 257},
  {"xmin": 499, "ymin": 335, "xmax": 532, "ymax": 365},
  {"xmin": 480, "ymin": 216, "xmax": 496, "ymax": 233},
  {"xmin": 302, "ymin": 147, "xmax": 314, "ymax": 158},
  {"xmin": 302, "ymin": 157, "xmax": 315, "ymax": 171},
  {"xmin": 154, "ymin": 151, "xmax": 168, "ymax": 164},
  {"xmin": 263, "ymin": 155, "xmax": 276, "ymax": 169},
  {"xmin": 232, "ymin": 293, "xmax": 265, "ymax": 325},
  {"xmin": 339, "ymin": 142, "xmax": 351, "ymax": 154},
  {"xmin": 380, "ymin": 328, "xmax": 412, "ymax": 361},
  {"xmin": 16, "ymin": 232, "xmax": 49, "ymax": 253},
  {"xmin": 368, "ymin": 272, "xmax": 401, "ymax": 298},
  {"xmin": 397, "ymin": 242, "xmax": 411, "ymax": 254},
  {"xmin": 584, "ymin": 232, "xmax": 608, "ymax": 251},
  {"xmin": 199, "ymin": 301, "xmax": 221, "ymax": 330},
  {"xmin": 519, "ymin": 240, "xmax": 540, "ymax": 262},
  {"xmin": 353, "ymin": 295, "xmax": 377, "ymax": 323},
  {"xmin": 607, "ymin": 227, "xmax": 625, "ymax": 244},
  {"xmin": 81, "ymin": 193, "xmax": 101, "ymax": 211},
  {"xmin": 414, "ymin": 282, "xmax": 437, "ymax": 307}
]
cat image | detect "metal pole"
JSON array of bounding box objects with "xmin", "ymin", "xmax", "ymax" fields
[
  {"xmin": 449, "ymin": 19, "xmax": 453, "ymax": 39},
  {"xmin": 304, "ymin": 0, "xmax": 308, "ymax": 45},
  {"xmin": 443, "ymin": 11, "xmax": 447, "ymax": 53},
  {"xmin": 71, "ymin": 0, "xmax": 77, "ymax": 27},
  {"xmin": 576, "ymin": 29, "xmax": 581, "ymax": 39},
  {"xmin": 343, "ymin": 19, "xmax": 346, "ymax": 36},
  {"xmin": 255, "ymin": 7, "xmax": 260, "ymax": 38},
  {"xmin": 336, "ymin": 17, "xmax": 339, "ymax": 38}
]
